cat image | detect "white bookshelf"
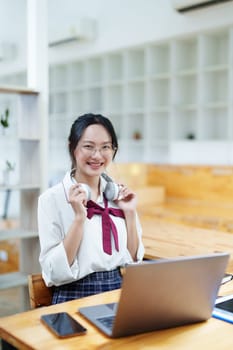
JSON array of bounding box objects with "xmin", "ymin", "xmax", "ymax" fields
[
  {"xmin": 0, "ymin": 86, "xmax": 42, "ymax": 311},
  {"xmin": 46, "ymin": 26, "xmax": 233, "ymax": 169},
  {"xmin": 1, "ymin": 26, "xmax": 233, "ymax": 174}
]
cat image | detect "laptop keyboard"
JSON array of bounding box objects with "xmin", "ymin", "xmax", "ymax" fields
[{"xmin": 97, "ymin": 315, "xmax": 115, "ymax": 330}]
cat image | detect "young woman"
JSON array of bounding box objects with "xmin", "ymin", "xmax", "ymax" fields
[{"xmin": 38, "ymin": 113, "xmax": 144, "ymax": 304}]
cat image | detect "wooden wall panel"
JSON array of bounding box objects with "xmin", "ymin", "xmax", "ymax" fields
[{"xmin": 147, "ymin": 165, "xmax": 233, "ymax": 203}]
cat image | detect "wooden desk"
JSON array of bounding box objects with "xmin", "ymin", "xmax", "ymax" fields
[
  {"xmin": 142, "ymin": 219, "xmax": 233, "ymax": 273},
  {"xmin": 1, "ymin": 218, "xmax": 233, "ymax": 349},
  {"xmin": 1, "ymin": 282, "xmax": 233, "ymax": 350}
]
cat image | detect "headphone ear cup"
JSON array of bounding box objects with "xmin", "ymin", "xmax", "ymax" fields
[{"xmin": 104, "ymin": 182, "xmax": 119, "ymax": 201}]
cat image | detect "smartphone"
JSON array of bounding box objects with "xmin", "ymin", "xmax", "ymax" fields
[
  {"xmin": 213, "ymin": 294, "xmax": 233, "ymax": 324},
  {"xmin": 41, "ymin": 312, "xmax": 87, "ymax": 338}
]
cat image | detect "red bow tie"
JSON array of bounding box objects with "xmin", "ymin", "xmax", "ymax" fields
[{"xmin": 86, "ymin": 197, "xmax": 125, "ymax": 255}]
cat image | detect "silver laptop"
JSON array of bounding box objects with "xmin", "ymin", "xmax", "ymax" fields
[{"xmin": 79, "ymin": 252, "xmax": 229, "ymax": 338}]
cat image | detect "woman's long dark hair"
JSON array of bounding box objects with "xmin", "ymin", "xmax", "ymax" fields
[{"xmin": 68, "ymin": 113, "xmax": 118, "ymax": 170}]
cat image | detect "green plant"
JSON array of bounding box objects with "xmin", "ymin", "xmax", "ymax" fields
[
  {"xmin": 5, "ymin": 160, "xmax": 15, "ymax": 172},
  {"xmin": 1, "ymin": 108, "xmax": 9, "ymax": 128}
]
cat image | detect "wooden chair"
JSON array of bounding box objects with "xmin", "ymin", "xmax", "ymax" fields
[{"xmin": 28, "ymin": 273, "xmax": 53, "ymax": 309}]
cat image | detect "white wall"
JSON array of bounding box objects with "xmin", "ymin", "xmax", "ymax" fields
[
  {"xmin": 48, "ymin": 0, "xmax": 233, "ymax": 64},
  {"xmin": 0, "ymin": 0, "xmax": 27, "ymax": 74},
  {"xmin": 0, "ymin": 0, "xmax": 26, "ymax": 43},
  {"xmin": 1, "ymin": 0, "xmax": 233, "ymax": 72}
]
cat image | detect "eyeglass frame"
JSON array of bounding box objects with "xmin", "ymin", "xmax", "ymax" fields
[{"xmin": 78, "ymin": 142, "xmax": 117, "ymax": 156}]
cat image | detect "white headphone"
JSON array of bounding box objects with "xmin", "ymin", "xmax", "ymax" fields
[
  {"xmin": 72, "ymin": 172, "xmax": 120, "ymax": 201},
  {"xmin": 100, "ymin": 173, "xmax": 120, "ymax": 201}
]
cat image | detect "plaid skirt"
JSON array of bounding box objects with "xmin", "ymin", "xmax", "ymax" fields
[{"xmin": 52, "ymin": 268, "xmax": 122, "ymax": 304}]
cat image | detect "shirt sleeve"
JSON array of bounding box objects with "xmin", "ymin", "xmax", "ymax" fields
[
  {"xmin": 38, "ymin": 191, "xmax": 80, "ymax": 286},
  {"xmin": 135, "ymin": 212, "xmax": 145, "ymax": 261}
]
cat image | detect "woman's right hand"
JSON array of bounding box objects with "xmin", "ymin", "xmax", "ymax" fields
[
  {"xmin": 64, "ymin": 184, "xmax": 88, "ymax": 265},
  {"xmin": 68, "ymin": 184, "xmax": 88, "ymax": 220}
]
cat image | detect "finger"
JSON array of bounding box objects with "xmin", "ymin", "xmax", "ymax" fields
[{"xmin": 118, "ymin": 186, "xmax": 130, "ymax": 200}]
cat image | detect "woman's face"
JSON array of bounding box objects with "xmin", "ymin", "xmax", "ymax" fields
[{"xmin": 73, "ymin": 124, "xmax": 114, "ymax": 178}]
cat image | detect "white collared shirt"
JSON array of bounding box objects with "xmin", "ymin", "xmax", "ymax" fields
[{"xmin": 38, "ymin": 171, "xmax": 145, "ymax": 286}]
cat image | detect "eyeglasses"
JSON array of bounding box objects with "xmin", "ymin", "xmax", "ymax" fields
[{"xmin": 80, "ymin": 143, "xmax": 117, "ymax": 156}]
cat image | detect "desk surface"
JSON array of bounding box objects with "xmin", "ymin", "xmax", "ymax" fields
[
  {"xmin": 142, "ymin": 218, "xmax": 233, "ymax": 272},
  {"xmin": 2, "ymin": 219, "xmax": 233, "ymax": 349},
  {"xmin": 1, "ymin": 283, "xmax": 233, "ymax": 350}
]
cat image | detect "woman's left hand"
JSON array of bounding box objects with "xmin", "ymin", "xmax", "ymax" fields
[{"xmin": 116, "ymin": 185, "xmax": 137, "ymax": 212}]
